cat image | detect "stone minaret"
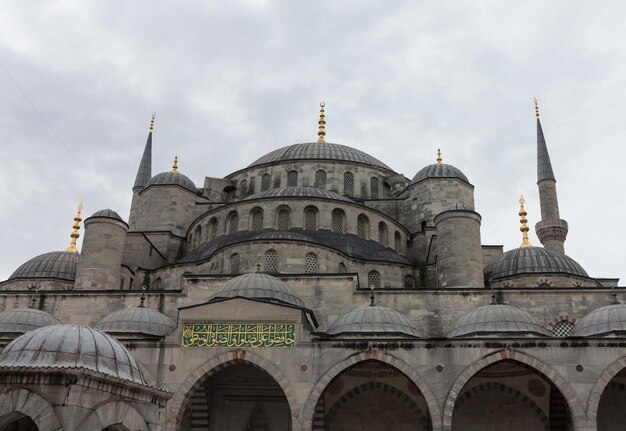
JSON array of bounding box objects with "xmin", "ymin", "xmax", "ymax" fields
[
  {"xmin": 534, "ymin": 100, "xmax": 568, "ymax": 254},
  {"xmin": 128, "ymin": 114, "xmax": 154, "ymax": 230}
]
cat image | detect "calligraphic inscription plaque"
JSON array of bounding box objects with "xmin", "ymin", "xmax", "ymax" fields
[{"xmin": 182, "ymin": 323, "xmax": 295, "ymax": 348}]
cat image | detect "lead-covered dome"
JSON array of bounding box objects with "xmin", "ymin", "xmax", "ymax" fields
[
  {"xmin": 0, "ymin": 324, "xmax": 146, "ymax": 384},
  {"xmin": 571, "ymin": 304, "xmax": 626, "ymax": 337},
  {"xmin": 411, "ymin": 163, "xmax": 469, "ymax": 185},
  {"xmin": 0, "ymin": 308, "xmax": 62, "ymax": 334},
  {"xmin": 248, "ymin": 143, "xmax": 393, "ymax": 171},
  {"xmin": 245, "ymin": 186, "xmax": 354, "ymax": 203},
  {"xmin": 88, "ymin": 209, "xmax": 124, "ymax": 221},
  {"xmin": 147, "ymin": 171, "xmax": 197, "ymax": 193},
  {"xmin": 9, "ymin": 251, "xmax": 79, "ymax": 281},
  {"xmin": 327, "ymin": 305, "xmax": 423, "ymax": 338},
  {"xmin": 95, "ymin": 307, "xmax": 176, "ymax": 337},
  {"xmin": 448, "ymin": 304, "xmax": 550, "ymax": 337},
  {"xmin": 484, "ymin": 247, "xmax": 588, "ymax": 280},
  {"xmin": 209, "ymin": 273, "xmax": 305, "ymax": 308}
]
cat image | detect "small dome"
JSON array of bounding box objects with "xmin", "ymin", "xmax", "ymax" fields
[
  {"xmin": 484, "ymin": 247, "xmax": 588, "ymax": 280},
  {"xmin": 209, "ymin": 273, "xmax": 304, "ymax": 308},
  {"xmin": 411, "ymin": 163, "xmax": 469, "ymax": 185},
  {"xmin": 248, "ymin": 142, "xmax": 394, "ymax": 171},
  {"xmin": 245, "ymin": 186, "xmax": 354, "ymax": 203},
  {"xmin": 571, "ymin": 304, "xmax": 626, "ymax": 337},
  {"xmin": 448, "ymin": 304, "xmax": 550, "ymax": 337},
  {"xmin": 9, "ymin": 251, "xmax": 79, "ymax": 281},
  {"xmin": 443, "ymin": 202, "xmax": 473, "ymax": 212},
  {"xmin": 0, "ymin": 308, "xmax": 62, "ymax": 334},
  {"xmin": 89, "ymin": 209, "xmax": 124, "ymax": 221},
  {"xmin": 147, "ymin": 171, "xmax": 197, "ymax": 193},
  {"xmin": 0, "ymin": 324, "xmax": 145, "ymax": 384},
  {"xmin": 327, "ymin": 305, "xmax": 423, "ymax": 338},
  {"xmin": 95, "ymin": 307, "xmax": 176, "ymax": 337}
]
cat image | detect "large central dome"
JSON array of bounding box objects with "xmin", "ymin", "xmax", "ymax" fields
[{"xmin": 248, "ymin": 142, "xmax": 394, "ymax": 171}]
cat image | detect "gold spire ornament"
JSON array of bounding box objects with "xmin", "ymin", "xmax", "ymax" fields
[
  {"xmin": 518, "ymin": 195, "xmax": 533, "ymax": 248},
  {"xmin": 149, "ymin": 113, "xmax": 156, "ymax": 132},
  {"xmin": 317, "ymin": 102, "xmax": 326, "ymax": 144},
  {"xmin": 534, "ymin": 98, "xmax": 540, "ymax": 118},
  {"xmin": 65, "ymin": 202, "xmax": 83, "ymax": 253},
  {"xmin": 171, "ymin": 156, "xmax": 178, "ymax": 173},
  {"xmin": 437, "ymin": 148, "xmax": 443, "ymax": 164}
]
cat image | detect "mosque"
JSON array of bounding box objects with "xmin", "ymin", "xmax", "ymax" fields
[{"xmin": 0, "ymin": 102, "xmax": 623, "ymax": 431}]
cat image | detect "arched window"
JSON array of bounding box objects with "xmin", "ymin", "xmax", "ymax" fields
[
  {"xmin": 331, "ymin": 209, "xmax": 345, "ymax": 234},
  {"xmin": 343, "ymin": 172, "xmax": 354, "ymax": 197},
  {"xmin": 153, "ymin": 277, "xmax": 162, "ymax": 290},
  {"xmin": 304, "ymin": 206, "xmax": 318, "ymax": 230},
  {"xmin": 261, "ymin": 174, "xmax": 271, "ymax": 191},
  {"xmin": 264, "ymin": 249, "xmax": 278, "ymax": 274},
  {"xmin": 226, "ymin": 211, "xmax": 239, "ymax": 234},
  {"xmin": 239, "ymin": 179, "xmax": 248, "ymax": 198},
  {"xmin": 368, "ymin": 270, "xmax": 381, "ymax": 289},
  {"xmin": 305, "ymin": 252, "xmax": 319, "ymax": 274},
  {"xmin": 222, "ymin": 186, "xmax": 235, "ymax": 202},
  {"xmin": 338, "ymin": 262, "xmax": 347, "ymax": 273},
  {"xmin": 314, "ymin": 170, "xmax": 326, "ymax": 189},
  {"xmin": 208, "ymin": 218, "xmax": 218, "ymax": 240},
  {"xmin": 250, "ymin": 207, "xmax": 264, "ymax": 231},
  {"xmin": 404, "ymin": 274, "xmax": 415, "ymax": 288},
  {"xmin": 370, "ymin": 177, "xmax": 379, "ymax": 199},
  {"xmin": 357, "ymin": 214, "xmax": 369, "ymax": 239},
  {"xmin": 193, "ymin": 225, "xmax": 202, "ymax": 248},
  {"xmin": 378, "ymin": 221, "xmax": 388, "ymax": 246},
  {"xmin": 287, "ymin": 170, "xmax": 298, "ymax": 187},
  {"xmin": 394, "ymin": 231, "xmax": 402, "ymax": 252},
  {"xmin": 229, "ymin": 253, "xmax": 240, "ymax": 274},
  {"xmin": 277, "ymin": 207, "xmax": 291, "ymax": 230}
]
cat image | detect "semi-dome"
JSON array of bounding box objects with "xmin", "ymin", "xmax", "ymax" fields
[
  {"xmin": 411, "ymin": 163, "xmax": 469, "ymax": 185},
  {"xmin": 0, "ymin": 324, "xmax": 146, "ymax": 384},
  {"xmin": 484, "ymin": 247, "xmax": 588, "ymax": 280},
  {"xmin": 448, "ymin": 304, "xmax": 550, "ymax": 337},
  {"xmin": 95, "ymin": 307, "xmax": 176, "ymax": 337},
  {"xmin": 571, "ymin": 304, "xmax": 626, "ymax": 337},
  {"xmin": 248, "ymin": 142, "xmax": 394, "ymax": 171},
  {"xmin": 0, "ymin": 308, "xmax": 62, "ymax": 334},
  {"xmin": 209, "ymin": 272, "xmax": 305, "ymax": 308},
  {"xmin": 146, "ymin": 171, "xmax": 197, "ymax": 193},
  {"xmin": 88, "ymin": 209, "xmax": 124, "ymax": 221},
  {"xmin": 245, "ymin": 186, "xmax": 354, "ymax": 203},
  {"xmin": 327, "ymin": 305, "xmax": 423, "ymax": 338},
  {"xmin": 9, "ymin": 251, "xmax": 80, "ymax": 281}
]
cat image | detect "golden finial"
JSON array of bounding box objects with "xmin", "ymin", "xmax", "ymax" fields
[
  {"xmin": 149, "ymin": 113, "xmax": 156, "ymax": 132},
  {"xmin": 436, "ymin": 148, "xmax": 443, "ymax": 164},
  {"xmin": 65, "ymin": 202, "xmax": 83, "ymax": 253},
  {"xmin": 317, "ymin": 102, "xmax": 326, "ymax": 144},
  {"xmin": 534, "ymin": 98, "xmax": 540, "ymax": 118},
  {"xmin": 518, "ymin": 195, "xmax": 533, "ymax": 248},
  {"xmin": 171, "ymin": 156, "xmax": 178, "ymax": 173}
]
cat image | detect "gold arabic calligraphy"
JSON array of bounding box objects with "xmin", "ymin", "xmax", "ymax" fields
[{"xmin": 182, "ymin": 323, "xmax": 295, "ymax": 348}]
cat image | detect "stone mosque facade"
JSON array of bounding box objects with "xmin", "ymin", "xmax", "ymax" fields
[{"xmin": 0, "ymin": 103, "xmax": 624, "ymax": 431}]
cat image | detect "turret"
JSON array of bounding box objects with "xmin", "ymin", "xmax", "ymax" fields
[
  {"xmin": 128, "ymin": 114, "xmax": 154, "ymax": 230},
  {"xmin": 533, "ymin": 100, "xmax": 568, "ymax": 254}
]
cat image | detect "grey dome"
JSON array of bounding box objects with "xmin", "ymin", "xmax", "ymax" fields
[
  {"xmin": 0, "ymin": 324, "xmax": 145, "ymax": 384},
  {"xmin": 9, "ymin": 251, "xmax": 79, "ymax": 281},
  {"xmin": 210, "ymin": 273, "xmax": 304, "ymax": 308},
  {"xmin": 89, "ymin": 209, "xmax": 123, "ymax": 221},
  {"xmin": 0, "ymin": 308, "xmax": 62, "ymax": 334},
  {"xmin": 448, "ymin": 304, "xmax": 550, "ymax": 337},
  {"xmin": 444, "ymin": 202, "xmax": 473, "ymax": 212},
  {"xmin": 327, "ymin": 305, "xmax": 423, "ymax": 338},
  {"xmin": 147, "ymin": 171, "xmax": 197, "ymax": 193},
  {"xmin": 252, "ymin": 230, "xmax": 313, "ymax": 242},
  {"xmin": 95, "ymin": 307, "xmax": 176, "ymax": 337},
  {"xmin": 245, "ymin": 187, "xmax": 354, "ymax": 203},
  {"xmin": 248, "ymin": 142, "xmax": 394, "ymax": 171},
  {"xmin": 411, "ymin": 163, "xmax": 469, "ymax": 184},
  {"xmin": 571, "ymin": 304, "xmax": 626, "ymax": 337},
  {"xmin": 484, "ymin": 247, "xmax": 588, "ymax": 280}
]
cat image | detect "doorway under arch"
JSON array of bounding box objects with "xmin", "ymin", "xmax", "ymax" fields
[
  {"xmin": 0, "ymin": 412, "xmax": 39, "ymax": 431},
  {"xmin": 597, "ymin": 368, "xmax": 626, "ymax": 430}
]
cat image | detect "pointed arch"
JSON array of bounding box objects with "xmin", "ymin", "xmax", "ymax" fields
[
  {"xmin": 586, "ymin": 355, "xmax": 626, "ymax": 431},
  {"xmin": 0, "ymin": 388, "xmax": 62, "ymax": 431},
  {"xmin": 77, "ymin": 401, "xmax": 148, "ymax": 431}
]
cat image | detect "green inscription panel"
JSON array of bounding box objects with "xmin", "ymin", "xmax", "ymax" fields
[{"xmin": 182, "ymin": 323, "xmax": 295, "ymax": 348}]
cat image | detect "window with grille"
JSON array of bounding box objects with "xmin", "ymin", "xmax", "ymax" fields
[
  {"xmin": 357, "ymin": 214, "xmax": 369, "ymax": 239},
  {"xmin": 553, "ymin": 320, "xmax": 574, "ymax": 337},
  {"xmin": 314, "ymin": 170, "xmax": 326, "ymax": 189},
  {"xmin": 378, "ymin": 222, "xmax": 388, "ymax": 246},
  {"xmin": 338, "ymin": 262, "xmax": 347, "ymax": 273},
  {"xmin": 370, "ymin": 177, "xmax": 379, "ymax": 199},
  {"xmin": 277, "ymin": 208, "xmax": 291, "ymax": 230},
  {"xmin": 239, "ymin": 179, "xmax": 248, "ymax": 198},
  {"xmin": 261, "ymin": 174, "xmax": 271, "ymax": 191},
  {"xmin": 227, "ymin": 212, "xmax": 239, "ymax": 234},
  {"xmin": 287, "ymin": 170, "xmax": 298, "ymax": 187},
  {"xmin": 404, "ymin": 274, "xmax": 415, "ymax": 288},
  {"xmin": 305, "ymin": 252, "xmax": 319, "ymax": 273},
  {"xmin": 304, "ymin": 207, "xmax": 318, "ymax": 230},
  {"xmin": 229, "ymin": 253, "xmax": 240, "ymax": 274},
  {"xmin": 208, "ymin": 218, "xmax": 218, "ymax": 240},
  {"xmin": 264, "ymin": 249, "xmax": 278, "ymax": 274},
  {"xmin": 343, "ymin": 172, "xmax": 354, "ymax": 197},
  {"xmin": 368, "ymin": 270, "xmax": 381, "ymax": 289},
  {"xmin": 251, "ymin": 208, "xmax": 264, "ymax": 231},
  {"xmin": 331, "ymin": 209, "xmax": 345, "ymax": 233},
  {"xmin": 394, "ymin": 231, "xmax": 402, "ymax": 252}
]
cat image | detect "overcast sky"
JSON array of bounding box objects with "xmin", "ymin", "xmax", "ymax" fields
[{"xmin": 0, "ymin": 1, "xmax": 624, "ymax": 284}]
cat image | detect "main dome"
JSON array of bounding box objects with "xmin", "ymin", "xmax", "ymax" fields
[
  {"xmin": 245, "ymin": 186, "xmax": 354, "ymax": 203},
  {"xmin": 9, "ymin": 251, "xmax": 80, "ymax": 281},
  {"xmin": 248, "ymin": 143, "xmax": 394, "ymax": 171},
  {"xmin": 484, "ymin": 247, "xmax": 588, "ymax": 280}
]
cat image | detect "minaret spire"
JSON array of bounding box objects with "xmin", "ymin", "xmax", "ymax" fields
[
  {"xmin": 65, "ymin": 202, "xmax": 83, "ymax": 253},
  {"xmin": 317, "ymin": 102, "xmax": 326, "ymax": 144},
  {"xmin": 535, "ymin": 100, "xmax": 555, "ymax": 182},
  {"xmin": 132, "ymin": 113, "xmax": 154, "ymax": 193}
]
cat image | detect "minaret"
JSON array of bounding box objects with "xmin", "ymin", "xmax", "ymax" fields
[
  {"xmin": 129, "ymin": 114, "xmax": 154, "ymax": 229},
  {"xmin": 534, "ymin": 100, "xmax": 568, "ymax": 254}
]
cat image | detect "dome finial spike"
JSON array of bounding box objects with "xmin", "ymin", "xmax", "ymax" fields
[
  {"xmin": 436, "ymin": 148, "xmax": 443, "ymax": 164},
  {"xmin": 139, "ymin": 285, "xmax": 146, "ymax": 308},
  {"xmin": 369, "ymin": 284, "xmax": 376, "ymax": 306},
  {"xmin": 65, "ymin": 202, "xmax": 83, "ymax": 253},
  {"xmin": 518, "ymin": 195, "xmax": 533, "ymax": 248},
  {"xmin": 534, "ymin": 98, "xmax": 540, "ymax": 118},
  {"xmin": 149, "ymin": 112, "xmax": 156, "ymax": 132},
  {"xmin": 317, "ymin": 102, "xmax": 326, "ymax": 144},
  {"xmin": 171, "ymin": 156, "xmax": 178, "ymax": 173}
]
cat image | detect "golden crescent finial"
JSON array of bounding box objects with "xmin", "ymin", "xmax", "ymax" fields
[
  {"xmin": 65, "ymin": 202, "xmax": 83, "ymax": 253},
  {"xmin": 518, "ymin": 195, "xmax": 533, "ymax": 248},
  {"xmin": 317, "ymin": 102, "xmax": 326, "ymax": 144},
  {"xmin": 534, "ymin": 98, "xmax": 540, "ymax": 118},
  {"xmin": 149, "ymin": 113, "xmax": 156, "ymax": 132},
  {"xmin": 436, "ymin": 148, "xmax": 443, "ymax": 164},
  {"xmin": 171, "ymin": 156, "xmax": 178, "ymax": 173}
]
